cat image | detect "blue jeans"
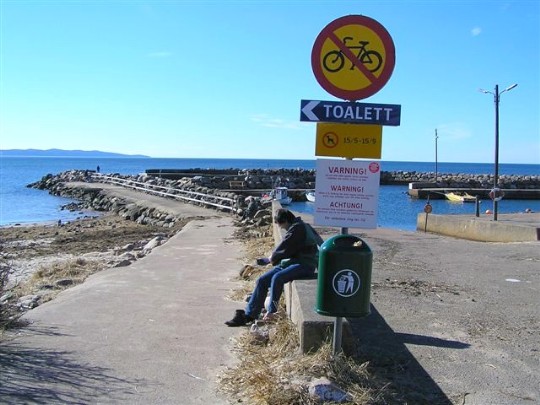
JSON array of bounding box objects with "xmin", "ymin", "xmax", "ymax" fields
[{"xmin": 245, "ymin": 262, "xmax": 315, "ymax": 318}]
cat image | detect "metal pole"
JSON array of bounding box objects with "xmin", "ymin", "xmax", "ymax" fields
[
  {"xmin": 424, "ymin": 195, "xmax": 431, "ymax": 232},
  {"xmin": 481, "ymin": 83, "xmax": 515, "ymax": 221},
  {"xmin": 494, "ymin": 85, "xmax": 500, "ymax": 221},
  {"xmin": 435, "ymin": 129, "xmax": 438, "ymax": 181},
  {"xmin": 333, "ymin": 157, "xmax": 353, "ymax": 356},
  {"xmin": 333, "ymin": 224, "xmax": 348, "ymax": 355},
  {"xmin": 333, "ymin": 316, "xmax": 343, "ymax": 355}
]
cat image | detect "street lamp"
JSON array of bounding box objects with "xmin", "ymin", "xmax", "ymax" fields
[{"xmin": 479, "ymin": 83, "xmax": 517, "ymax": 221}]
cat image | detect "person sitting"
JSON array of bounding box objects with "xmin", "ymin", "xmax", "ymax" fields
[
  {"xmin": 225, "ymin": 208, "xmax": 323, "ymax": 326},
  {"xmin": 242, "ymin": 196, "xmax": 259, "ymax": 220}
]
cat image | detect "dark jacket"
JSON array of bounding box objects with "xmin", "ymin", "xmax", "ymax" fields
[{"xmin": 270, "ymin": 217, "xmax": 324, "ymax": 268}]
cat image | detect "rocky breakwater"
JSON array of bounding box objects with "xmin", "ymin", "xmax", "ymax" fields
[
  {"xmin": 27, "ymin": 170, "xmax": 219, "ymax": 228},
  {"xmin": 146, "ymin": 167, "xmax": 317, "ymax": 192},
  {"xmin": 147, "ymin": 168, "xmax": 540, "ymax": 190},
  {"xmin": 28, "ymin": 170, "xmax": 270, "ymax": 225},
  {"xmin": 380, "ymin": 171, "xmax": 540, "ymax": 189}
]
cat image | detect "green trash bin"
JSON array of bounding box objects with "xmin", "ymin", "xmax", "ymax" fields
[{"xmin": 316, "ymin": 234, "xmax": 372, "ymax": 317}]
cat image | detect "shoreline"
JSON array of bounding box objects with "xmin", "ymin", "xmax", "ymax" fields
[
  {"xmin": 0, "ymin": 213, "xmax": 102, "ymax": 229},
  {"xmin": 0, "ymin": 202, "xmax": 103, "ymax": 228}
]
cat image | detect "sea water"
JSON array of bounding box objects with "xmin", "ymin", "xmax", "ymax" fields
[{"xmin": 1, "ymin": 157, "xmax": 538, "ymax": 229}]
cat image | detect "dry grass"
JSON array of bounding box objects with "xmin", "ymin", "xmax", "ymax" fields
[
  {"xmin": 15, "ymin": 257, "xmax": 105, "ymax": 303},
  {"xmin": 218, "ymin": 315, "xmax": 384, "ymax": 404},
  {"xmin": 221, "ymin": 225, "xmax": 390, "ymax": 405},
  {"xmin": 227, "ymin": 227, "xmax": 275, "ymax": 303},
  {"xmin": 1, "ymin": 256, "xmax": 107, "ymax": 332},
  {"xmin": 0, "ymin": 259, "xmax": 11, "ymax": 328}
]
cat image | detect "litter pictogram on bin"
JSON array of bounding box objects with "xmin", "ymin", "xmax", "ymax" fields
[{"xmin": 332, "ymin": 269, "xmax": 360, "ymax": 297}]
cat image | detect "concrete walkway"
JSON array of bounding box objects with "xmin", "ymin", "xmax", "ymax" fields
[{"xmin": 1, "ymin": 216, "xmax": 244, "ymax": 404}]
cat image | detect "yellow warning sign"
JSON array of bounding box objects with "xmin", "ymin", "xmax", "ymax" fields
[{"xmin": 315, "ymin": 123, "xmax": 382, "ymax": 159}]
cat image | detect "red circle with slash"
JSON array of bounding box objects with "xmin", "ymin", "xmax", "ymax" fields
[{"xmin": 311, "ymin": 15, "xmax": 395, "ymax": 101}]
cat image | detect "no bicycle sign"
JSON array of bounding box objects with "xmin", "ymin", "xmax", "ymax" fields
[{"xmin": 311, "ymin": 15, "xmax": 396, "ymax": 101}]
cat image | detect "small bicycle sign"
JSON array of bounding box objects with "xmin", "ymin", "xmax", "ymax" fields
[{"xmin": 323, "ymin": 37, "xmax": 382, "ymax": 73}]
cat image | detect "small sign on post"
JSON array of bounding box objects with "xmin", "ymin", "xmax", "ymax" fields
[
  {"xmin": 316, "ymin": 123, "xmax": 382, "ymax": 159},
  {"xmin": 301, "ymin": 99, "xmax": 401, "ymax": 126}
]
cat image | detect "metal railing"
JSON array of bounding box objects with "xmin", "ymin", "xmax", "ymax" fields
[{"xmin": 91, "ymin": 174, "xmax": 236, "ymax": 212}]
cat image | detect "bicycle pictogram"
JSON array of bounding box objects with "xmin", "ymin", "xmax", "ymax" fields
[{"xmin": 323, "ymin": 36, "xmax": 383, "ymax": 73}]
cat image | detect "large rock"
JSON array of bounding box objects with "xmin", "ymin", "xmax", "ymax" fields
[{"xmin": 308, "ymin": 377, "xmax": 352, "ymax": 403}]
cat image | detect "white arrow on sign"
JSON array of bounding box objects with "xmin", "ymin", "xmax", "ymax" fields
[{"xmin": 301, "ymin": 100, "xmax": 320, "ymax": 121}]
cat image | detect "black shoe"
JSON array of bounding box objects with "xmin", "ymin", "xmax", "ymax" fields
[{"xmin": 225, "ymin": 309, "xmax": 254, "ymax": 327}]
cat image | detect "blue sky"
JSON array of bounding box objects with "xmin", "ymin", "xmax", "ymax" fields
[{"xmin": 1, "ymin": 0, "xmax": 538, "ymax": 163}]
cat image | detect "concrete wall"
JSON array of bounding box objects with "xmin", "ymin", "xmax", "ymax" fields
[{"xmin": 417, "ymin": 213, "xmax": 540, "ymax": 242}]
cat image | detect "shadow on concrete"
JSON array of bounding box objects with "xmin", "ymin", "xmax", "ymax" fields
[
  {"xmin": 395, "ymin": 332, "xmax": 469, "ymax": 349},
  {"xmin": 348, "ymin": 305, "xmax": 469, "ymax": 404},
  {"xmin": 0, "ymin": 326, "xmax": 146, "ymax": 403}
]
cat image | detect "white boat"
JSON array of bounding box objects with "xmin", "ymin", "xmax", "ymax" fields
[
  {"xmin": 305, "ymin": 190, "xmax": 316, "ymax": 202},
  {"xmin": 270, "ymin": 187, "xmax": 292, "ymax": 205}
]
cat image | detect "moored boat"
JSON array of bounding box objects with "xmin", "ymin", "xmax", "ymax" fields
[
  {"xmin": 305, "ymin": 190, "xmax": 316, "ymax": 202},
  {"xmin": 444, "ymin": 192, "xmax": 476, "ymax": 203},
  {"xmin": 263, "ymin": 186, "xmax": 292, "ymax": 205}
]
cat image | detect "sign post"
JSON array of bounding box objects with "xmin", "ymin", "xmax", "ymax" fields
[{"xmin": 303, "ymin": 14, "xmax": 400, "ymax": 355}]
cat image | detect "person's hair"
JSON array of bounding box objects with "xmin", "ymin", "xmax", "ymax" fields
[{"xmin": 274, "ymin": 209, "xmax": 296, "ymax": 224}]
